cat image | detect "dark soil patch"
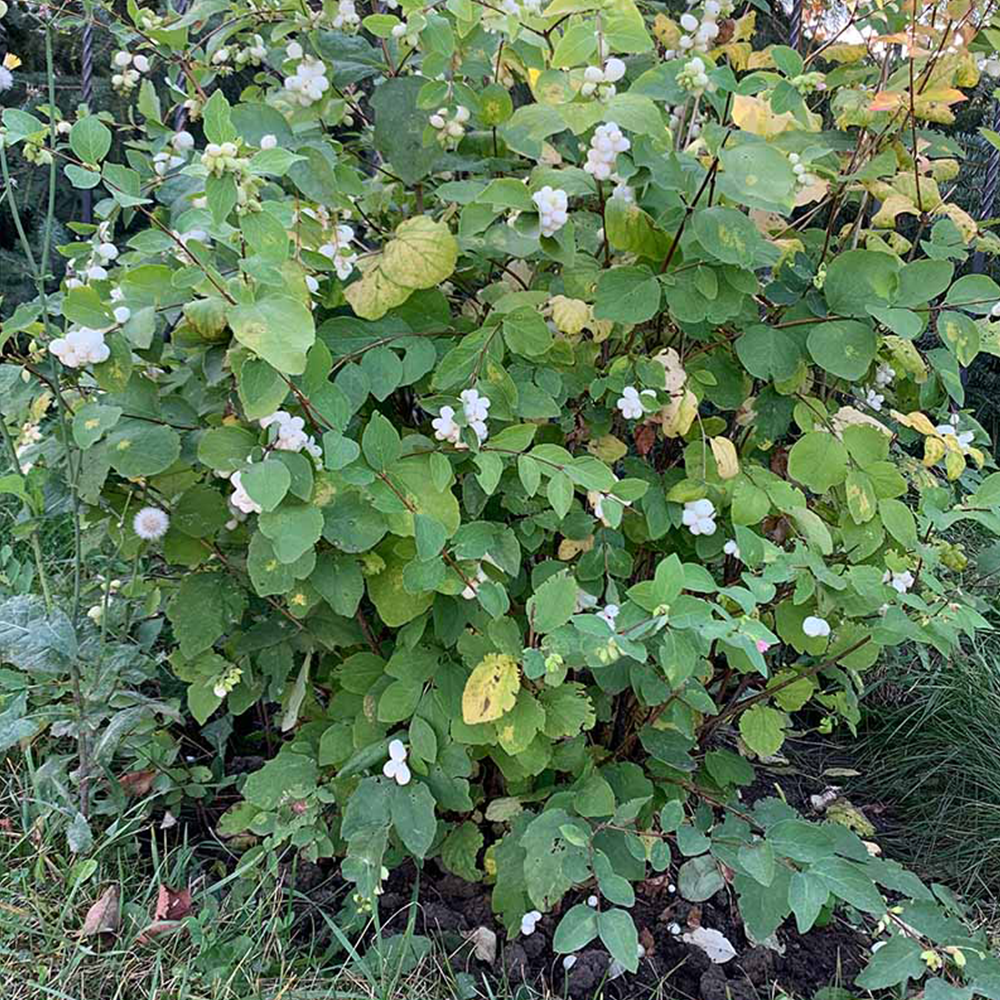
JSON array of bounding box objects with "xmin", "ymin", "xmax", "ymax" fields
[{"xmin": 367, "ymin": 858, "xmax": 866, "ymax": 1000}]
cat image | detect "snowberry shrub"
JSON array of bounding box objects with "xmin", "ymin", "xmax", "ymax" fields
[{"xmin": 4, "ymin": 0, "xmax": 1000, "ymax": 988}]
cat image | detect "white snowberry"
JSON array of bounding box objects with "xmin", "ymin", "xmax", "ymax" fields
[
  {"xmin": 802, "ymin": 615, "xmax": 831, "ymax": 638},
  {"xmin": 683, "ymin": 498, "xmax": 717, "ymax": 536},
  {"xmin": 382, "ymin": 739, "xmax": 411, "ymax": 786}
]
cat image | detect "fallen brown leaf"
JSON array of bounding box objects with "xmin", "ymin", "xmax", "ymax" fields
[
  {"xmin": 154, "ymin": 884, "xmax": 193, "ymax": 921},
  {"xmin": 464, "ymin": 926, "xmax": 497, "ymax": 964},
  {"xmin": 119, "ymin": 770, "xmax": 157, "ymax": 796},
  {"xmin": 639, "ymin": 926, "xmax": 656, "ymax": 958},
  {"xmin": 634, "ymin": 422, "xmax": 657, "ymax": 457},
  {"xmin": 81, "ymin": 886, "xmax": 120, "ymax": 937}
]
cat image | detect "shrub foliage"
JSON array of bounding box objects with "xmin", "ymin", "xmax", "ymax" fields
[{"xmin": 3, "ymin": 0, "xmax": 1000, "ymax": 989}]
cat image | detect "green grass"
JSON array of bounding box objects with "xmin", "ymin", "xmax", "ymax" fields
[{"xmin": 849, "ymin": 630, "xmax": 1000, "ymax": 899}]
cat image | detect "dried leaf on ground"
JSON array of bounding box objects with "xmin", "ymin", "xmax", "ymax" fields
[
  {"xmin": 135, "ymin": 885, "xmax": 194, "ymax": 945},
  {"xmin": 464, "ymin": 926, "xmax": 497, "ymax": 963},
  {"xmin": 119, "ymin": 770, "xmax": 157, "ymax": 796},
  {"xmin": 80, "ymin": 886, "xmax": 120, "ymax": 937},
  {"xmin": 682, "ymin": 926, "xmax": 737, "ymax": 964}
]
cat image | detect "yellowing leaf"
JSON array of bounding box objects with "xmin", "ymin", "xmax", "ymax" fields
[
  {"xmin": 558, "ymin": 535, "xmax": 594, "ymax": 559},
  {"xmin": 462, "ymin": 653, "xmax": 520, "ymax": 724},
  {"xmin": 923, "ymin": 435, "xmax": 946, "ymax": 467},
  {"xmin": 345, "ymin": 259, "xmax": 412, "ymax": 321},
  {"xmin": 710, "ymin": 436, "xmax": 739, "ymax": 479},
  {"xmin": 587, "ymin": 434, "xmax": 628, "ymax": 463},
  {"xmin": 660, "ymin": 388, "xmax": 698, "ymax": 438},
  {"xmin": 382, "ymin": 216, "xmax": 459, "ymax": 290},
  {"xmin": 731, "ymin": 94, "xmax": 820, "ymax": 137},
  {"xmin": 822, "ymin": 43, "xmax": 868, "ymax": 63},
  {"xmin": 730, "ymin": 10, "xmax": 756, "ymax": 42},
  {"xmin": 891, "ymin": 410, "xmax": 937, "ymax": 436}
]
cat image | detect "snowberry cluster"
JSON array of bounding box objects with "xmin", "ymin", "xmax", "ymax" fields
[
  {"xmin": 802, "ymin": 615, "xmax": 831, "ymax": 638},
  {"xmin": 674, "ymin": 2, "xmax": 723, "ymax": 55},
  {"xmin": 284, "ymin": 43, "xmax": 331, "ymax": 105},
  {"xmin": 977, "ymin": 54, "xmax": 1000, "ymax": 77},
  {"xmin": 259, "ymin": 410, "xmax": 323, "ymax": 462},
  {"xmin": 201, "ymin": 140, "xmax": 246, "ymax": 177},
  {"xmin": 109, "ymin": 287, "xmax": 131, "ymax": 325},
  {"xmin": 874, "ymin": 363, "xmax": 895, "ymax": 387},
  {"xmin": 213, "ymin": 664, "xmax": 244, "ymax": 699},
  {"xmin": 683, "ymin": 498, "xmax": 717, "ymax": 536},
  {"xmin": 532, "ymin": 186, "xmax": 569, "ymax": 237},
  {"xmin": 668, "ymin": 103, "xmax": 705, "ymax": 140},
  {"xmin": 432, "ymin": 388, "xmax": 491, "ymax": 448},
  {"xmin": 64, "ymin": 225, "xmax": 121, "ymax": 288},
  {"xmin": 49, "ymin": 327, "xmax": 111, "ymax": 368},
  {"xmin": 883, "ymin": 568, "xmax": 915, "ymax": 594},
  {"xmin": 429, "ymin": 105, "xmax": 471, "ymax": 146},
  {"xmin": 616, "ymin": 385, "xmax": 656, "ymax": 420},
  {"xmin": 788, "ymin": 152, "xmax": 819, "ymax": 189},
  {"xmin": 318, "ymin": 223, "xmax": 358, "ymax": 280},
  {"xmin": 862, "ymin": 387, "xmax": 884, "ymax": 412},
  {"xmin": 153, "ymin": 148, "xmax": 185, "ymax": 177},
  {"xmin": 584, "ymin": 122, "xmax": 630, "ymax": 181},
  {"xmin": 581, "ymin": 57, "xmax": 626, "ymax": 99},
  {"xmin": 382, "ymin": 739, "xmax": 411, "ymax": 785},
  {"xmin": 391, "ymin": 19, "xmax": 421, "ymax": 47},
  {"xmin": 935, "ymin": 414, "xmax": 975, "ymax": 451},
  {"xmin": 790, "ymin": 71, "xmax": 827, "ymax": 95},
  {"xmin": 111, "ymin": 49, "xmax": 150, "ymax": 93},
  {"xmin": 229, "ymin": 470, "xmax": 262, "ymax": 515},
  {"xmin": 332, "ymin": 0, "xmax": 361, "ymax": 31},
  {"xmin": 211, "ymin": 33, "xmax": 267, "ymax": 74},
  {"xmin": 677, "ymin": 56, "xmax": 713, "ymax": 95}
]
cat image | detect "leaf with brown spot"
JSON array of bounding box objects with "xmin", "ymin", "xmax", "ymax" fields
[
  {"xmin": 119, "ymin": 770, "xmax": 157, "ymax": 796},
  {"xmin": 80, "ymin": 886, "xmax": 120, "ymax": 937},
  {"xmin": 634, "ymin": 422, "xmax": 657, "ymax": 456}
]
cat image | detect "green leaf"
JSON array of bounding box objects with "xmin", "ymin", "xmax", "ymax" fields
[
  {"xmin": 738, "ymin": 704, "xmax": 787, "ymax": 758},
  {"xmin": 0, "ymin": 596, "xmax": 77, "ymax": 673},
  {"xmin": 440, "ymin": 821, "xmax": 484, "ymax": 881},
  {"xmin": 598, "ymin": 909, "xmax": 640, "ymax": 973},
  {"xmin": 242, "ymin": 751, "xmax": 318, "ymax": 809},
  {"xmin": 738, "ymin": 840, "xmax": 776, "ymax": 886},
  {"xmin": 813, "ymin": 857, "xmax": 886, "ymax": 914},
  {"xmin": 717, "ymin": 144, "xmax": 796, "ymax": 212},
  {"xmin": 228, "ymin": 296, "xmax": 315, "ymax": 375},
  {"xmin": 166, "ymin": 572, "xmax": 246, "ymax": 659},
  {"xmin": 787, "ymin": 432, "xmax": 848, "ymax": 494},
  {"xmin": 310, "ymin": 552, "xmax": 364, "ymax": 616},
  {"xmin": 525, "ymin": 572, "xmax": 576, "ymax": 638},
  {"xmin": 553, "ymin": 904, "xmax": 599, "ymax": 952},
  {"xmin": 389, "ymin": 781, "xmax": 437, "ymax": 858},
  {"xmin": 878, "ymin": 498, "xmax": 917, "ymax": 549},
  {"xmin": 202, "ymin": 88, "xmax": 237, "ymax": 145},
  {"xmin": 855, "ymin": 935, "xmax": 926, "ymax": 989},
  {"xmin": 65, "ymin": 164, "xmax": 102, "ymax": 189},
  {"xmin": 593, "ymin": 267, "xmax": 661, "ymax": 324},
  {"xmin": 938, "ymin": 310, "xmax": 980, "ymax": 366},
  {"xmin": 362, "ymin": 412, "xmax": 402, "ymax": 472},
  {"xmin": 197, "ymin": 426, "xmax": 257, "ymax": 473},
  {"xmin": 107, "ymin": 423, "xmax": 181, "ymax": 478},
  {"xmin": 546, "ymin": 471, "xmax": 574, "ymax": 518},
  {"xmin": 258, "ymin": 503, "xmax": 324, "ymax": 563},
  {"xmin": 504, "ymin": 309, "xmax": 553, "ymax": 357},
  {"xmin": 62, "ymin": 286, "xmax": 114, "ymax": 329},
  {"xmin": 241, "ymin": 460, "xmax": 291, "ymax": 512},
  {"xmin": 788, "ymin": 870, "xmax": 829, "ymax": 933},
  {"xmin": 824, "ymin": 250, "xmax": 900, "ymax": 318},
  {"xmin": 72, "ymin": 403, "xmax": 122, "ymax": 449},
  {"xmin": 677, "ymin": 854, "xmax": 724, "ymax": 902},
  {"xmin": 372, "ymin": 76, "xmax": 442, "ymax": 186},
  {"xmin": 944, "ymin": 273, "xmax": 1000, "ymax": 315},
  {"xmin": 693, "ymin": 207, "xmax": 772, "ymax": 268},
  {"xmin": 69, "ymin": 116, "xmax": 112, "ymax": 164},
  {"xmin": 735, "ymin": 324, "xmax": 802, "ymax": 382},
  {"xmin": 238, "ymin": 358, "xmax": 289, "ymax": 421},
  {"xmin": 807, "ymin": 320, "xmax": 877, "ymax": 380}
]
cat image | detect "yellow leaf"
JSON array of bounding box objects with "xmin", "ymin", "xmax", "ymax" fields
[
  {"xmin": 652, "ymin": 14, "xmax": 680, "ymax": 48},
  {"xmin": 746, "ymin": 49, "xmax": 775, "ymax": 70},
  {"xmin": 558, "ymin": 536, "xmax": 594, "ymax": 559},
  {"xmin": 935, "ymin": 201, "xmax": 977, "ymax": 242},
  {"xmin": 729, "ymin": 10, "xmax": 756, "ymax": 42},
  {"xmin": 587, "ymin": 434, "xmax": 628, "ymax": 463},
  {"xmin": 892, "ymin": 410, "xmax": 937, "ymax": 436},
  {"xmin": 731, "ymin": 93, "xmax": 820, "ymax": 137},
  {"xmin": 660, "ymin": 388, "xmax": 698, "ymax": 438},
  {"xmin": 945, "ymin": 448, "xmax": 965, "ymax": 481},
  {"xmin": 345, "ymin": 259, "xmax": 412, "ymax": 321},
  {"xmin": 922, "ymin": 436, "xmax": 946, "ymax": 467},
  {"xmin": 462, "ymin": 653, "xmax": 520, "ymax": 724},
  {"xmin": 382, "ymin": 216, "xmax": 458, "ymax": 290},
  {"xmin": 822, "ymin": 43, "xmax": 868, "ymax": 63},
  {"xmin": 709, "ymin": 436, "xmax": 739, "ymax": 479},
  {"xmin": 714, "ymin": 42, "xmax": 751, "ymax": 72}
]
